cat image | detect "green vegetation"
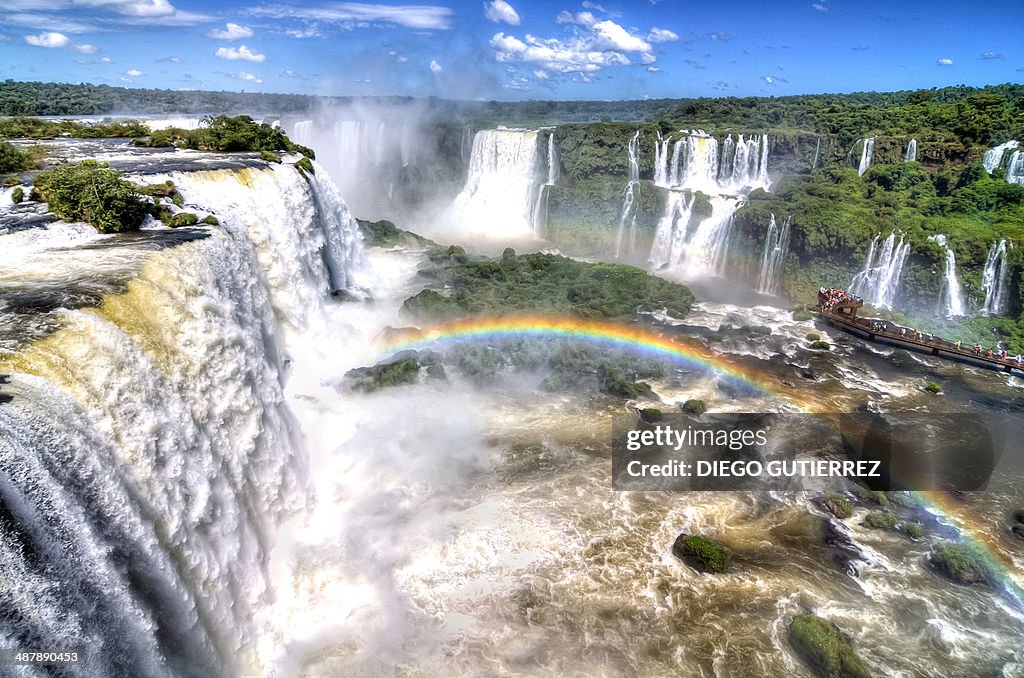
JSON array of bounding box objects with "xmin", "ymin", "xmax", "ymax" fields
[
  {"xmin": 133, "ymin": 115, "xmax": 314, "ymax": 157},
  {"xmin": 0, "ymin": 116, "xmax": 148, "ymax": 140},
  {"xmin": 925, "ymin": 382, "xmax": 942, "ymax": 394},
  {"xmin": 0, "ymin": 140, "xmax": 42, "ymax": 173},
  {"xmin": 402, "ymin": 250, "xmax": 694, "ymax": 322},
  {"xmin": 885, "ymin": 491, "xmax": 919, "ymax": 509},
  {"xmin": 898, "ymin": 522, "xmax": 925, "ymax": 539},
  {"xmin": 789, "ymin": 614, "xmax": 872, "ymax": 678},
  {"xmin": 637, "ymin": 408, "xmax": 663, "ymax": 423},
  {"xmin": 793, "ymin": 310, "xmax": 815, "ymax": 321},
  {"xmin": 344, "ymin": 352, "xmax": 422, "ymax": 392},
  {"xmin": 259, "ymin": 150, "xmax": 281, "ymax": 163},
  {"xmin": 357, "ymin": 218, "xmax": 434, "ymax": 248},
  {"xmin": 33, "ymin": 160, "xmax": 147, "ymax": 233},
  {"xmin": 295, "ymin": 155, "xmax": 315, "ymax": 175},
  {"xmin": 201, "ymin": 215, "xmax": 219, "ymax": 226},
  {"xmin": 807, "ymin": 332, "xmax": 821, "ymax": 341},
  {"xmin": 928, "ymin": 543, "xmax": 991, "ymax": 585},
  {"xmin": 671, "ymin": 534, "xmax": 732, "ymax": 573},
  {"xmin": 863, "ymin": 511, "xmax": 897, "ymax": 529},
  {"xmin": 850, "ymin": 485, "xmax": 888, "ymax": 505},
  {"xmin": 809, "ymin": 340, "xmax": 831, "ymax": 350},
  {"xmin": 171, "ymin": 213, "xmax": 199, "ymax": 227},
  {"xmin": 820, "ymin": 492, "xmax": 854, "ymax": 519},
  {"xmin": 682, "ymin": 398, "xmax": 707, "ymax": 415},
  {"xmin": 10, "ymin": 187, "xmax": 24, "ymax": 204}
]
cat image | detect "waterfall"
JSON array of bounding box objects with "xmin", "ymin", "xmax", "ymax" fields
[
  {"xmin": 982, "ymin": 140, "xmax": 1020, "ymax": 174},
  {"xmin": 450, "ymin": 128, "xmax": 541, "ymax": 239},
  {"xmin": 653, "ymin": 131, "xmax": 672, "ymax": 187},
  {"xmin": 614, "ymin": 131, "xmax": 641, "ymax": 257},
  {"xmin": 850, "ymin": 232, "xmax": 910, "ymax": 309},
  {"xmin": 812, "ymin": 137, "xmax": 821, "ymax": 169},
  {"xmin": 1006, "ymin": 151, "xmax": 1024, "ymax": 186},
  {"xmin": 927, "ymin": 234, "xmax": 965, "ymax": 317},
  {"xmin": 981, "ymin": 239, "xmax": 1010, "ymax": 316},
  {"xmin": 905, "ymin": 138, "xmax": 917, "ymax": 162},
  {"xmin": 0, "ymin": 162, "xmax": 363, "ymax": 676},
  {"xmin": 857, "ymin": 137, "xmax": 875, "ymax": 176},
  {"xmin": 757, "ymin": 213, "xmax": 791, "ymax": 295},
  {"xmin": 532, "ymin": 130, "xmax": 559, "ymax": 238},
  {"xmin": 649, "ymin": 191, "xmax": 694, "ymax": 268}
]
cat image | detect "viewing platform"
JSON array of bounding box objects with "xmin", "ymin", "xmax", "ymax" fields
[{"xmin": 816, "ymin": 289, "xmax": 1024, "ymax": 376}]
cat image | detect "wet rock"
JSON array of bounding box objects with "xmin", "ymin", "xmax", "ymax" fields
[
  {"xmin": 822, "ymin": 520, "xmax": 863, "ymax": 577},
  {"xmin": 671, "ymin": 533, "xmax": 732, "ymax": 573},
  {"xmin": 814, "ymin": 493, "xmax": 853, "ymax": 519},
  {"xmin": 789, "ymin": 614, "xmax": 873, "ymax": 678},
  {"xmin": 344, "ymin": 351, "xmax": 421, "ymax": 392}
]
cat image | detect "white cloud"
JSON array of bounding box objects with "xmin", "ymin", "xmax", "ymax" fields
[
  {"xmin": 936, "ymin": 57, "xmax": 953, "ymax": 66},
  {"xmin": 980, "ymin": 51, "xmax": 1004, "ymax": 60},
  {"xmin": 282, "ymin": 68, "xmax": 304, "ymax": 78},
  {"xmin": 708, "ymin": 31, "xmax": 731, "ymax": 41},
  {"xmin": 646, "ymin": 27, "xmax": 678, "ymax": 43},
  {"xmin": 286, "ymin": 26, "xmax": 322, "ymax": 38},
  {"xmin": 157, "ymin": 55, "xmax": 182, "ymax": 63},
  {"xmin": 761, "ymin": 75, "xmax": 775, "ymax": 84},
  {"xmin": 592, "ymin": 20, "xmax": 651, "ymax": 52},
  {"xmin": 98, "ymin": 56, "xmax": 112, "ymax": 63},
  {"xmin": 215, "ymin": 44, "xmax": 266, "ymax": 62},
  {"xmin": 125, "ymin": 68, "xmax": 143, "ymax": 76},
  {"xmin": 581, "ymin": 1, "xmax": 606, "ymax": 11},
  {"xmin": 7, "ymin": 0, "xmax": 210, "ymax": 27},
  {"xmin": 811, "ymin": 2, "xmax": 827, "ymax": 11},
  {"xmin": 556, "ymin": 10, "xmax": 597, "ymax": 26},
  {"xmin": 25, "ymin": 31, "xmax": 100, "ymax": 54},
  {"xmin": 231, "ymin": 71, "xmax": 263, "ymax": 84},
  {"xmin": 647, "ymin": 66, "xmax": 661, "ymax": 72},
  {"xmin": 206, "ymin": 22, "xmax": 253, "ymax": 40},
  {"xmin": 484, "ymin": 0, "xmax": 520, "ymax": 26},
  {"xmin": 429, "ymin": 59, "xmax": 442, "ymax": 73},
  {"xmin": 249, "ymin": 2, "xmax": 453, "ymax": 30},
  {"xmin": 533, "ymin": 69, "xmax": 548, "ymax": 79},
  {"xmin": 25, "ymin": 31, "xmax": 70, "ymax": 48}
]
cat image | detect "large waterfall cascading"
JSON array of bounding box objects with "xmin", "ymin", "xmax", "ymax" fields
[
  {"xmin": 905, "ymin": 139, "xmax": 917, "ymax": 162},
  {"xmin": 982, "ymin": 239, "xmax": 1010, "ymax": 316},
  {"xmin": 614, "ymin": 131, "xmax": 641, "ymax": 257},
  {"xmin": 0, "ymin": 162, "xmax": 363, "ymax": 676},
  {"xmin": 857, "ymin": 137, "xmax": 875, "ymax": 176},
  {"xmin": 1006, "ymin": 151, "xmax": 1024, "ymax": 186},
  {"xmin": 927, "ymin": 234, "xmax": 965, "ymax": 317},
  {"xmin": 850, "ymin": 232, "xmax": 910, "ymax": 309},
  {"xmin": 648, "ymin": 130, "xmax": 769, "ymax": 276},
  {"xmin": 450, "ymin": 128, "xmax": 541, "ymax": 239},
  {"xmin": 757, "ymin": 213, "xmax": 791, "ymax": 295}
]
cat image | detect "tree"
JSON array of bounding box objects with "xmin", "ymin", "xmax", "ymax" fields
[{"xmin": 33, "ymin": 160, "xmax": 147, "ymax": 233}]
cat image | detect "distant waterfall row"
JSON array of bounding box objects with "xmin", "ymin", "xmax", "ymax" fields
[
  {"xmin": 652, "ymin": 130, "xmax": 770, "ymax": 194},
  {"xmin": 646, "ymin": 130, "xmax": 771, "ymax": 276},
  {"xmin": 983, "ymin": 140, "xmax": 1024, "ymax": 186}
]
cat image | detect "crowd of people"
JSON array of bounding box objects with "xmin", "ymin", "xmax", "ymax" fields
[{"xmin": 818, "ymin": 287, "xmax": 862, "ymax": 311}]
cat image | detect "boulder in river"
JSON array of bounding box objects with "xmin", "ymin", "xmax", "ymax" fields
[
  {"xmin": 671, "ymin": 533, "xmax": 731, "ymax": 573},
  {"xmin": 789, "ymin": 614, "xmax": 872, "ymax": 678}
]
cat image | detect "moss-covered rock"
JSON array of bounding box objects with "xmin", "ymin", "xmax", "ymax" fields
[
  {"xmin": 401, "ymin": 289, "xmax": 463, "ymax": 322},
  {"xmin": 1013, "ymin": 524, "xmax": 1024, "ymax": 540},
  {"xmin": 789, "ymin": 614, "xmax": 872, "ymax": 678},
  {"xmin": 809, "ymin": 340, "xmax": 831, "ymax": 350},
  {"xmin": 637, "ymin": 408, "xmax": 663, "ymax": 423},
  {"xmin": 259, "ymin": 149, "xmax": 281, "ymax": 163},
  {"xmin": 885, "ymin": 491, "xmax": 919, "ymax": 509},
  {"xmin": 816, "ymin": 492, "xmax": 854, "ymax": 520},
  {"xmin": 10, "ymin": 187, "xmax": 24, "ymax": 204},
  {"xmin": 928, "ymin": 543, "xmax": 991, "ymax": 585},
  {"xmin": 171, "ymin": 212, "xmax": 199, "ymax": 227},
  {"xmin": 344, "ymin": 351, "xmax": 421, "ymax": 392},
  {"xmin": 601, "ymin": 367, "xmax": 654, "ymax": 399},
  {"xmin": 807, "ymin": 332, "xmax": 821, "ymax": 341},
  {"xmin": 295, "ymin": 155, "xmax": 315, "ymax": 175},
  {"xmin": 850, "ymin": 485, "xmax": 888, "ymax": 506},
  {"xmin": 426, "ymin": 244, "xmax": 469, "ymax": 264},
  {"xmin": 682, "ymin": 399, "xmax": 707, "ymax": 415},
  {"xmin": 672, "ymin": 533, "xmax": 732, "ymax": 573},
  {"xmin": 357, "ymin": 218, "xmax": 433, "ymax": 248},
  {"xmin": 201, "ymin": 215, "xmax": 219, "ymax": 226},
  {"xmin": 1013, "ymin": 507, "xmax": 1024, "ymax": 523},
  {"xmin": 863, "ymin": 511, "xmax": 897, "ymax": 529},
  {"xmin": 925, "ymin": 382, "xmax": 942, "ymax": 394},
  {"xmin": 794, "ymin": 310, "xmax": 814, "ymax": 321}
]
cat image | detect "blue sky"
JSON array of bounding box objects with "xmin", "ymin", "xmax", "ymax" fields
[{"xmin": 1, "ymin": 0, "xmax": 1022, "ymax": 100}]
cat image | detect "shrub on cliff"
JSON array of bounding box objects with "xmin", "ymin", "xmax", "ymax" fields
[{"xmin": 33, "ymin": 160, "xmax": 147, "ymax": 233}]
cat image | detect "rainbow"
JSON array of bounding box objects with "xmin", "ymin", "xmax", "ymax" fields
[
  {"xmin": 376, "ymin": 314, "xmax": 1023, "ymax": 604},
  {"xmin": 376, "ymin": 313, "xmax": 810, "ymax": 409}
]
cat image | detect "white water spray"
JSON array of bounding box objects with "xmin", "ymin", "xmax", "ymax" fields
[
  {"xmin": 905, "ymin": 139, "xmax": 917, "ymax": 163},
  {"xmin": 757, "ymin": 213, "xmax": 791, "ymax": 295},
  {"xmin": 850, "ymin": 232, "xmax": 910, "ymax": 309},
  {"xmin": 614, "ymin": 130, "xmax": 641, "ymax": 257},
  {"xmin": 981, "ymin": 239, "xmax": 1011, "ymax": 316},
  {"xmin": 927, "ymin": 234, "xmax": 965, "ymax": 317},
  {"xmin": 857, "ymin": 137, "xmax": 875, "ymax": 176}
]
